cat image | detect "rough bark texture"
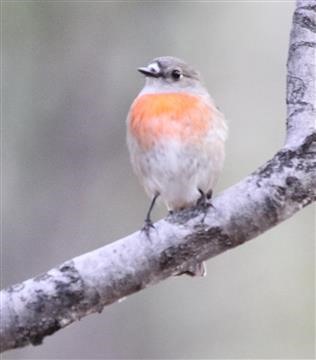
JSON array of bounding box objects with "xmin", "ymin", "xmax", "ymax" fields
[{"xmin": 1, "ymin": 0, "xmax": 315, "ymax": 353}]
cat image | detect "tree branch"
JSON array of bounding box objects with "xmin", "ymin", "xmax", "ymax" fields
[{"xmin": 1, "ymin": 0, "xmax": 315, "ymax": 353}]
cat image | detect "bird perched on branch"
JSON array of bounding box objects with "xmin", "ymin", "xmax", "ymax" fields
[{"xmin": 127, "ymin": 56, "xmax": 227, "ymax": 276}]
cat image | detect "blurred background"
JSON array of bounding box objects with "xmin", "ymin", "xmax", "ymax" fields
[{"xmin": 2, "ymin": 1, "xmax": 315, "ymax": 359}]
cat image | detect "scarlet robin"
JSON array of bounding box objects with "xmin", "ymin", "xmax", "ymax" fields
[{"xmin": 127, "ymin": 56, "xmax": 227, "ymax": 276}]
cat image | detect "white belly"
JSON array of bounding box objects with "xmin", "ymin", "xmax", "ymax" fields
[{"xmin": 127, "ymin": 132, "xmax": 226, "ymax": 211}]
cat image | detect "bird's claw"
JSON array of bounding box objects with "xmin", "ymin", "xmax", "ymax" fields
[
  {"xmin": 142, "ymin": 218, "xmax": 156, "ymax": 238},
  {"xmin": 197, "ymin": 189, "xmax": 214, "ymax": 210}
]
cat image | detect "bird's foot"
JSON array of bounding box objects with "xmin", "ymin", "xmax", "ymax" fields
[
  {"xmin": 197, "ymin": 189, "xmax": 214, "ymax": 210},
  {"xmin": 197, "ymin": 189, "xmax": 215, "ymax": 224},
  {"xmin": 141, "ymin": 218, "xmax": 156, "ymax": 238}
]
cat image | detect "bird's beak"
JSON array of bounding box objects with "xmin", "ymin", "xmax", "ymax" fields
[{"xmin": 137, "ymin": 66, "xmax": 161, "ymax": 78}]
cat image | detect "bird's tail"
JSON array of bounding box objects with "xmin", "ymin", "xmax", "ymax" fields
[{"xmin": 176, "ymin": 261, "xmax": 207, "ymax": 277}]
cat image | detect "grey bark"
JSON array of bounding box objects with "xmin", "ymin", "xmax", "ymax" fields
[{"xmin": 1, "ymin": 0, "xmax": 315, "ymax": 353}]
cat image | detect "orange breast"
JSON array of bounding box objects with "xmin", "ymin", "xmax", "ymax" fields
[{"xmin": 129, "ymin": 92, "xmax": 213, "ymax": 149}]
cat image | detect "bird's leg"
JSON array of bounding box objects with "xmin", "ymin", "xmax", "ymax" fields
[
  {"xmin": 142, "ymin": 193, "xmax": 159, "ymax": 235},
  {"xmin": 197, "ymin": 189, "xmax": 207, "ymax": 208}
]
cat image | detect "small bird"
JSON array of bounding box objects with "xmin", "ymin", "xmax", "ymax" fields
[{"xmin": 127, "ymin": 56, "xmax": 227, "ymax": 276}]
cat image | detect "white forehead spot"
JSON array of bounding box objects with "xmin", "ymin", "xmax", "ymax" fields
[{"xmin": 148, "ymin": 62, "xmax": 160, "ymax": 74}]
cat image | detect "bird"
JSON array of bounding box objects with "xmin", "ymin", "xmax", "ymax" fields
[{"xmin": 126, "ymin": 56, "xmax": 227, "ymax": 276}]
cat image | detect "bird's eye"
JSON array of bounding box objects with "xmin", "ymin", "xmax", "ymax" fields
[{"xmin": 171, "ymin": 69, "xmax": 182, "ymax": 80}]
